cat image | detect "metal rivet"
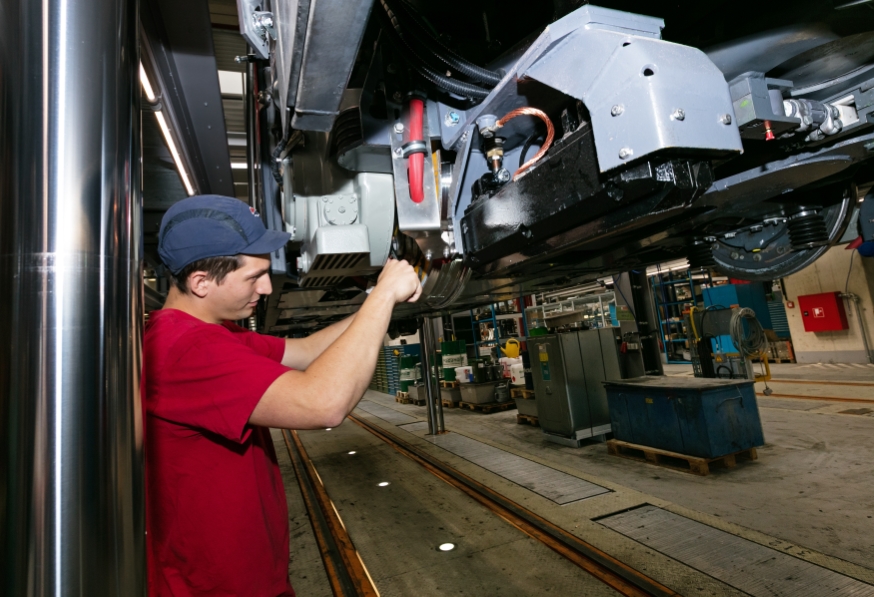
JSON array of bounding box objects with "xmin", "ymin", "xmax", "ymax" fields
[
  {"xmin": 618, "ymin": 147, "xmax": 633, "ymax": 159},
  {"xmin": 672, "ymin": 109, "xmax": 685, "ymax": 121},
  {"xmin": 720, "ymin": 114, "xmax": 732, "ymax": 125},
  {"xmin": 730, "ymin": 251, "xmax": 740, "ymax": 260},
  {"xmin": 611, "ymin": 105, "xmax": 624, "ymax": 117}
]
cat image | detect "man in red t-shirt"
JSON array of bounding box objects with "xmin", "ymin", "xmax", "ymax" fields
[{"xmin": 144, "ymin": 195, "xmax": 422, "ymax": 596}]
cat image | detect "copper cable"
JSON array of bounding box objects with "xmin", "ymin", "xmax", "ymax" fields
[{"xmin": 496, "ymin": 107, "xmax": 555, "ymax": 180}]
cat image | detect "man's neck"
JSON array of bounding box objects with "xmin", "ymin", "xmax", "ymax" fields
[{"xmin": 162, "ymin": 289, "xmax": 221, "ymax": 324}]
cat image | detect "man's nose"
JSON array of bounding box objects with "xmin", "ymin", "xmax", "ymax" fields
[{"xmin": 257, "ymin": 274, "xmax": 272, "ymax": 296}]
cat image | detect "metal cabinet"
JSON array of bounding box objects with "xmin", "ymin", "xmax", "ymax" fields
[{"xmin": 530, "ymin": 329, "xmax": 620, "ymax": 446}]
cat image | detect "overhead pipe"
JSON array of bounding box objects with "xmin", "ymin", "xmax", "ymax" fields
[
  {"xmin": 841, "ymin": 293, "xmax": 874, "ymax": 364},
  {"xmin": 0, "ymin": 0, "xmax": 145, "ymax": 593}
]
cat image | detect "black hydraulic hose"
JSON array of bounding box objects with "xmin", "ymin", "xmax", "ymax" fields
[
  {"xmin": 377, "ymin": 6, "xmax": 490, "ymax": 100},
  {"xmin": 381, "ymin": 0, "xmax": 502, "ymax": 87}
]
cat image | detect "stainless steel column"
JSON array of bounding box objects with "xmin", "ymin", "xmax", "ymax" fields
[
  {"xmin": 0, "ymin": 0, "xmax": 144, "ymax": 594},
  {"xmin": 419, "ymin": 318, "xmax": 445, "ymax": 435}
]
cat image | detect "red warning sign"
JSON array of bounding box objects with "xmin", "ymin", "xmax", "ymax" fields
[{"xmin": 813, "ymin": 307, "xmax": 825, "ymax": 318}]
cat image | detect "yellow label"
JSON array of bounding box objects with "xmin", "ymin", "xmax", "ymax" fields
[{"xmin": 645, "ymin": 397, "xmax": 653, "ymax": 404}]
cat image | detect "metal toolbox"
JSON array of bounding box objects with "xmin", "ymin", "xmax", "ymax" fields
[
  {"xmin": 603, "ymin": 376, "xmax": 764, "ymax": 458},
  {"xmin": 459, "ymin": 382, "xmax": 496, "ymax": 404}
]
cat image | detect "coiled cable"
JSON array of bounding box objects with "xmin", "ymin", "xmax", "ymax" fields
[{"xmin": 729, "ymin": 307, "xmax": 767, "ymax": 358}]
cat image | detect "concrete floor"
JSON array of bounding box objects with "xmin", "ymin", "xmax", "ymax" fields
[{"xmin": 275, "ymin": 363, "xmax": 874, "ymax": 595}]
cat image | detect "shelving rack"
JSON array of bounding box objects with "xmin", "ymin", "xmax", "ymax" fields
[{"xmin": 650, "ymin": 266, "xmax": 711, "ymax": 364}]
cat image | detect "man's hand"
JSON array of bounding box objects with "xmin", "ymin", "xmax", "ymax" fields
[{"xmin": 373, "ymin": 259, "xmax": 422, "ymax": 304}]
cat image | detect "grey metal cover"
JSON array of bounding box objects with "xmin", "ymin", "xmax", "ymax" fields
[
  {"xmin": 601, "ymin": 506, "xmax": 874, "ymax": 597},
  {"xmin": 417, "ymin": 432, "xmax": 609, "ymax": 504},
  {"xmin": 355, "ymin": 400, "xmax": 419, "ymax": 426}
]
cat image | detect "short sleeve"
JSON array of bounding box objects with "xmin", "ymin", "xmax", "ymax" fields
[
  {"xmin": 151, "ymin": 326, "xmax": 291, "ymax": 442},
  {"xmin": 221, "ymin": 322, "xmax": 286, "ymax": 362}
]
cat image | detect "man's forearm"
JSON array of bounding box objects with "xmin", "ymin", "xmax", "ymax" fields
[{"xmin": 282, "ymin": 313, "xmax": 356, "ymax": 369}]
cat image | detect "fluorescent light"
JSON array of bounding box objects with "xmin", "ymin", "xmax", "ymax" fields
[
  {"xmin": 231, "ymin": 162, "xmax": 248, "ymax": 169},
  {"xmin": 139, "ymin": 64, "xmax": 156, "ymax": 101},
  {"xmin": 326, "ymin": 428, "xmax": 332, "ymax": 431},
  {"xmin": 377, "ymin": 482, "xmax": 390, "ymax": 487},
  {"xmin": 217, "ymin": 70, "xmax": 245, "ymax": 97},
  {"xmin": 140, "ymin": 63, "xmax": 195, "ymax": 196},
  {"xmin": 438, "ymin": 543, "xmax": 456, "ymax": 552},
  {"xmin": 348, "ymin": 451, "xmax": 357, "ymax": 455}
]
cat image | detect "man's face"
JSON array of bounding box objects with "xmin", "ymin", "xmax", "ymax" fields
[{"xmin": 205, "ymin": 254, "xmax": 273, "ymax": 322}]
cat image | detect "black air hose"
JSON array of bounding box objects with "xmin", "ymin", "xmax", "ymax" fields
[
  {"xmin": 377, "ymin": 7, "xmax": 491, "ymax": 100},
  {"xmin": 380, "ymin": 0, "xmax": 502, "ymax": 87}
]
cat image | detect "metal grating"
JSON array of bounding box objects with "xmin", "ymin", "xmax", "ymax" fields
[
  {"xmin": 600, "ymin": 505, "xmax": 874, "ymax": 597},
  {"xmin": 413, "ymin": 432, "xmax": 610, "ymax": 505},
  {"xmin": 354, "ymin": 400, "xmax": 420, "ymax": 426}
]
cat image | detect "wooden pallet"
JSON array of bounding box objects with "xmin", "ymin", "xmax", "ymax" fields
[
  {"xmin": 440, "ymin": 380, "xmax": 460, "ymax": 388},
  {"xmin": 457, "ymin": 400, "xmax": 517, "ymax": 414},
  {"xmin": 441, "ymin": 398, "xmax": 459, "ymax": 409},
  {"xmin": 395, "ymin": 392, "xmax": 426, "ymax": 406},
  {"xmin": 510, "ymin": 387, "xmax": 535, "ymax": 400},
  {"xmin": 606, "ymin": 439, "xmax": 757, "ymax": 476},
  {"xmin": 516, "ymin": 414, "xmax": 539, "ymax": 427}
]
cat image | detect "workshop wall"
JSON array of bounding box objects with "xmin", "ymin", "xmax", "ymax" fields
[{"xmin": 782, "ymin": 245, "xmax": 874, "ymax": 363}]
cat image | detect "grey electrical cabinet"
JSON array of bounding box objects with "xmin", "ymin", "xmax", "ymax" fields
[{"xmin": 530, "ymin": 329, "xmax": 621, "ymax": 447}]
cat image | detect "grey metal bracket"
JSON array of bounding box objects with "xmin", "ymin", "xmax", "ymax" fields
[{"xmin": 237, "ymin": 0, "xmax": 273, "ymax": 60}]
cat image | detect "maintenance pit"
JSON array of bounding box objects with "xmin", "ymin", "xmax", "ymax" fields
[{"xmin": 275, "ymin": 361, "xmax": 874, "ymax": 596}]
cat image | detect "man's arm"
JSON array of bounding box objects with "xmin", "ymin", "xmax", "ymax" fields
[
  {"xmin": 281, "ymin": 314, "xmax": 356, "ymax": 370},
  {"xmin": 248, "ymin": 259, "xmax": 422, "ymax": 430}
]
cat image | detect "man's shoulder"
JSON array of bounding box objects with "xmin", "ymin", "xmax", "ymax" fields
[{"xmin": 146, "ymin": 309, "xmax": 233, "ymax": 356}]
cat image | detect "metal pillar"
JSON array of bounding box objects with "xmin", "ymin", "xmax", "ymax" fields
[
  {"xmin": 0, "ymin": 0, "xmax": 145, "ymax": 594},
  {"xmin": 629, "ymin": 271, "xmax": 665, "ymax": 376},
  {"xmin": 419, "ymin": 318, "xmax": 445, "ymax": 434}
]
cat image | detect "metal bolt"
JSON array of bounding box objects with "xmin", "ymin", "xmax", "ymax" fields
[
  {"xmin": 618, "ymin": 147, "xmax": 633, "ymax": 159},
  {"xmin": 730, "ymin": 251, "xmax": 740, "ymax": 260},
  {"xmin": 392, "ymin": 91, "xmax": 403, "ymax": 103},
  {"xmin": 338, "ymin": 206, "xmax": 346, "ymax": 214},
  {"xmin": 672, "ymin": 108, "xmax": 685, "ymax": 121},
  {"xmin": 753, "ymin": 253, "xmax": 762, "ymax": 262},
  {"xmin": 393, "ymin": 123, "xmax": 405, "ymax": 134},
  {"xmin": 394, "ymin": 147, "xmax": 403, "ymax": 157},
  {"xmin": 611, "ymin": 105, "xmax": 624, "ymax": 117},
  {"xmin": 720, "ymin": 114, "xmax": 732, "ymax": 125},
  {"xmin": 496, "ymin": 168, "xmax": 511, "ymax": 183},
  {"xmin": 776, "ymin": 245, "xmax": 786, "ymax": 254},
  {"xmin": 444, "ymin": 111, "xmax": 460, "ymax": 127}
]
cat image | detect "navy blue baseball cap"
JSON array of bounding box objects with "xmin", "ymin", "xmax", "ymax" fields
[{"xmin": 158, "ymin": 195, "xmax": 291, "ymax": 274}]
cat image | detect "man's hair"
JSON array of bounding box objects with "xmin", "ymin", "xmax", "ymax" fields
[{"xmin": 168, "ymin": 255, "xmax": 244, "ymax": 294}]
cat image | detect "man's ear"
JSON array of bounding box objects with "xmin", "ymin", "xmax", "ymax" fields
[{"xmin": 188, "ymin": 271, "xmax": 211, "ymax": 298}]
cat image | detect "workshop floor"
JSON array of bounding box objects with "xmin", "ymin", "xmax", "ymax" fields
[{"xmin": 275, "ymin": 363, "xmax": 874, "ymax": 596}]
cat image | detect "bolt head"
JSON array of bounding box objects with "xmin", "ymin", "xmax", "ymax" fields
[
  {"xmin": 392, "ymin": 92, "xmax": 403, "ymax": 103},
  {"xmin": 753, "ymin": 253, "xmax": 762, "ymax": 262},
  {"xmin": 618, "ymin": 147, "xmax": 633, "ymax": 159},
  {"xmin": 730, "ymin": 251, "xmax": 740, "ymax": 260},
  {"xmin": 393, "ymin": 123, "xmax": 405, "ymax": 134},
  {"xmin": 611, "ymin": 105, "xmax": 624, "ymax": 117},
  {"xmin": 720, "ymin": 114, "xmax": 732, "ymax": 125},
  {"xmin": 394, "ymin": 147, "xmax": 403, "ymax": 157},
  {"xmin": 672, "ymin": 109, "xmax": 685, "ymax": 121},
  {"xmin": 496, "ymin": 168, "xmax": 511, "ymax": 183},
  {"xmin": 445, "ymin": 111, "xmax": 460, "ymax": 126}
]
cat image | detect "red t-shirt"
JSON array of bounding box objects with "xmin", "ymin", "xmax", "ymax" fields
[{"xmin": 144, "ymin": 309, "xmax": 295, "ymax": 597}]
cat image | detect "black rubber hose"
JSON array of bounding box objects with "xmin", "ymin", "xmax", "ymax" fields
[
  {"xmin": 377, "ymin": 7, "xmax": 491, "ymax": 100},
  {"xmin": 381, "ymin": 0, "xmax": 502, "ymax": 87}
]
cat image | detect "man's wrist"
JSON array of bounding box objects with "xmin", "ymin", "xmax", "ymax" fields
[{"xmin": 367, "ymin": 285, "xmax": 397, "ymax": 308}]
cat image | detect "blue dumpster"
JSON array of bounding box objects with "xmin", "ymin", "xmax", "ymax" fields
[{"xmin": 604, "ymin": 376, "xmax": 764, "ymax": 458}]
